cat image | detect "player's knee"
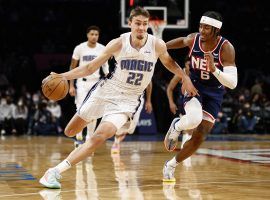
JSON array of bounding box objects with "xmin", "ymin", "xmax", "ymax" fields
[
  {"xmin": 92, "ymin": 134, "xmax": 106, "ymax": 144},
  {"xmin": 185, "ymin": 98, "xmax": 203, "ymax": 129},
  {"xmin": 187, "ymin": 112, "xmax": 202, "ymax": 129},
  {"xmin": 64, "ymin": 127, "xmax": 77, "ymax": 137}
]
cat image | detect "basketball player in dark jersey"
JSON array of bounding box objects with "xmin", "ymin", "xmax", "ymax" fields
[{"xmin": 163, "ymin": 11, "xmax": 238, "ymax": 182}]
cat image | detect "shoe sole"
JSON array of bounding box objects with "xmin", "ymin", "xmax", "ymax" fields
[{"xmin": 162, "ymin": 178, "xmax": 176, "ymax": 182}]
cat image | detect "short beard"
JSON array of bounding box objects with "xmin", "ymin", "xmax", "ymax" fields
[{"xmin": 136, "ymin": 35, "xmax": 144, "ymax": 40}]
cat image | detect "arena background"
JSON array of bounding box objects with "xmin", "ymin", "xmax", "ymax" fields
[{"xmin": 0, "ymin": 0, "xmax": 269, "ymax": 135}]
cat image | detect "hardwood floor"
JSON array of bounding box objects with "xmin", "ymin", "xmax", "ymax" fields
[{"xmin": 0, "ymin": 135, "xmax": 270, "ymax": 199}]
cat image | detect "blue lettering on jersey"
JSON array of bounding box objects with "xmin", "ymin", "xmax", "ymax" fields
[
  {"xmin": 121, "ymin": 59, "xmax": 153, "ymax": 72},
  {"xmin": 82, "ymin": 55, "xmax": 97, "ymax": 61}
]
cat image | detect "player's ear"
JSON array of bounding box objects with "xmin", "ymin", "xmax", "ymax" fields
[{"xmin": 128, "ymin": 20, "xmax": 132, "ymax": 26}]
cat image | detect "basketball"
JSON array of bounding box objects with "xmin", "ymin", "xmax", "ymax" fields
[{"xmin": 41, "ymin": 75, "xmax": 69, "ymax": 101}]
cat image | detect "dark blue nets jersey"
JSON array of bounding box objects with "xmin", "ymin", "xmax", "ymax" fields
[{"xmin": 188, "ymin": 33, "xmax": 228, "ymax": 91}]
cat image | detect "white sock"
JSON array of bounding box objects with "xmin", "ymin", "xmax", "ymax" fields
[
  {"xmin": 54, "ymin": 159, "xmax": 71, "ymax": 174},
  {"xmin": 175, "ymin": 98, "xmax": 203, "ymax": 132},
  {"xmin": 114, "ymin": 136, "xmax": 120, "ymax": 144},
  {"xmin": 167, "ymin": 157, "xmax": 179, "ymax": 168}
]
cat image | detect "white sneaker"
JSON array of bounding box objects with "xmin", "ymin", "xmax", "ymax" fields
[
  {"xmin": 164, "ymin": 118, "xmax": 181, "ymax": 152},
  {"xmin": 163, "ymin": 161, "xmax": 176, "ymax": 182},
  {"xmin": 39, "ymin": 168, "xmax": 62, "ymax": 189}
]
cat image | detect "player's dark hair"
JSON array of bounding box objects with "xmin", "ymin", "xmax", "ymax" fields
[
  {"xmin": 202, "ymin": 11, "xmax": 222, "ymax": 36},
  {"xmin": 86, "ymin": 25, "xmax": 101, "ymax": 34},
  {"xmin": 203, "ymin": 11, "xmax": 223, "ymax": 22},
  {"xmin": 129, "ymin": 6, "xmax": 150, "ymax": 21}
]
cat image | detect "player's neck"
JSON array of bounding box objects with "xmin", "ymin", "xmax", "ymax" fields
[
  {"xmin": 87, "ymin": 41, "xmax": 97, "ymax": 48},
  {"xmin": 203, "ymin": 36, "xmax": 220, "ymax": 51},
  {"xmin": 130, "ymin": 34, "xmax": 148, "ymax": 51}
]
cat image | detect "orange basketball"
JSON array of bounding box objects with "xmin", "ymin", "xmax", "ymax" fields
[{"xmin": 41, "ymin": 75, "xmax": 69, "ymax": 101}]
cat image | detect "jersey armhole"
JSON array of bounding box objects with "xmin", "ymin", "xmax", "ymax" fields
[
  {"xmin": 219, "ymin": 40, "xmax": 229, "ymax": 67},
  {"xmin": 188, "ymin": 34, "xmax": 198, "ymax": 57}
]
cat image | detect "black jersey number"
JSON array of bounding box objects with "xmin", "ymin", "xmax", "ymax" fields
[
  {"xmin": 201, "ymin": 71, "xmax": 210, "ymax": 80},
  {"xmin": 126, "ymin": 72, "xmax": 143, "ymax": 86}
]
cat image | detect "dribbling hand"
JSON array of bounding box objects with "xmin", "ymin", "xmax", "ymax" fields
[
  {"xmin": 181, "ymin": 75, "xmax": 199, "ymax": 97},
  {"xmin": 204, "ymin": 51, "xmax": 215, "ymax": 72},
  {"xmin": 69, "ymin": 86, "xmax": 76, "ymax": 97}
]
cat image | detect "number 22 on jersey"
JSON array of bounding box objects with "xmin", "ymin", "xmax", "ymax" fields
[{"xmin": 126, "ymin": 72, "xmax": 144, "ymax": 86}]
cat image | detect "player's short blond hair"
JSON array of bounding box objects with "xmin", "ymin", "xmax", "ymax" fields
[{"xmin": 129, "ymin": 6, "xmax": 150, "ymax": 22}]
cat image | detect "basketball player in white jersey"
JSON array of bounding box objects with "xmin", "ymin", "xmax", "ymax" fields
[
  {"xmin": 111, "ymin": 82, "xmax": 153, "ymax": 154},
  {"xmin": 69, "ymin": 26, "xmax": 109, "ymax": 147},
  {"xmin": 39, "ymin": 6, "xmax": 198, "ymax": 189}
]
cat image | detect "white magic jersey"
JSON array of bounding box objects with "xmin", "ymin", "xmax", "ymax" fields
[
  {"xmin": 78, "ymin": 33, "xmax": 157, "ymax": 130},
  {"xmin": 108, "ymin": 32, "xmax": 157, "ymax": 95},
  {"xmin": 72, "ymin": 41, "xmax": 109, "ymax": 82}
]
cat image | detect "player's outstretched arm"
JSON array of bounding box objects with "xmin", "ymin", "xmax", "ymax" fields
[
  {"xmin": 156, "ymin": 39, "xmax": 198, "ymax": 97},
  {"xmin": 59, "ymin": 38, "xmax": 121, "ymax": 80},
  {"xmin": 166, "ymin": 33, "xmax": 196, "ymax": 49}
]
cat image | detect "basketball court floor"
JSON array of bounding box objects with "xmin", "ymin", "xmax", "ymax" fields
[{"xmin": 0, "ymin": 134, "xmax": 270, "ymax": 200}]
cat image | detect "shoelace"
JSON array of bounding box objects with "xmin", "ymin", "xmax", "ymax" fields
[
  {"xmin": 48, "ymin": 170, "xmax": 62, "ymax": 181},
  {"xmin": 164, "ymin": 164, "xmax": 175, "ymax": 178}
]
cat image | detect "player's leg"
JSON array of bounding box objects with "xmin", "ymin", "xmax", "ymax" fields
[
  {"xmin": 40, "ymin": 113, "xmax": 128, "ymax": 188},
  {"xmin": 164, "ymin": 97, "xmax": 203, "ymax": 151},
  {"xmin": 181, "ymin": 130, "xmax": 193, "ymax": 167},
  {"xmin": 111, "ymin": 132, "xmax": 127, "ymax": 154},
  {"xmin": 74, "ymin": 85, "xmax": 85, "ymax": 147},
  {"xmin": 39, "ymin": 113, "xmax": 88, "ymax": 188},
  {"xmin": 163, "ymin": 97, "xmax": 220, "ymax": 182},
  {"xmin": 111, "ymin": 97, "xmax": 144, "ymax": 154},
  {"xmin": 66, "ymin": 113, "xmax": 128, "ymax": 164},
  {"xmin": 163, "ymin": 120, "xmax": 213, "ymax": 182},
  {"xmin": 85, "ymin": 119, "xmax": 97, "ymax": 140}
]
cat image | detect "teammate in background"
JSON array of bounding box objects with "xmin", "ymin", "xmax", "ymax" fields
[
  {"xmin": 163, "ymin": 11, "xmax": 238, "ymax": 182},
  {"xmin": 69, "ymin": 26, "xmax": 109, "ymax": 147},
  {"xmin": 111, "ymin": 82, "xmax": 153, "ymax": 154},
  {"xmin": 39, "ymin": 6, "xmax": 198, "ymax": 189},
  {"xmin": 166, "ymin": 57, "xmax": 192, "ymax": 167}
]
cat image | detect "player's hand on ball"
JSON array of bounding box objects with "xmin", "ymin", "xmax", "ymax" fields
[
  {"xmin": 69, "ymin": 86, "xmax": 76, "ymax": 97},
  {"xmin": 41, "ymin": 73, "xmax": 69, "ymax": 101}
]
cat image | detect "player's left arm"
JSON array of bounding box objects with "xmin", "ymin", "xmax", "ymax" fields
[
  {"xmin": 145, "ymin": 82, "xmax": 153, "ymax": 113},
  {"xmin": 156, "ymin": 39, "xmax": 198, "ymax": 97},
  {"xmin": 206, "ymin": 42, "xmax": 238, "ymax": 89},
  {"xmin": 59, "ymin": 38, "xmax": 120, "ymax": 80}
]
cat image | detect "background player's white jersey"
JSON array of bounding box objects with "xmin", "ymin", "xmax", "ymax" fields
[
  {"xmin": 73, "ymin": 41, "xmax": 109, "ymax": 108},
  {"xmin": 72, "ymin": 41, "xmax": 109, "ymax": 82},
  {"xmin": 108, "ymin": 32, "xmax": 157, "ymax": 95}
]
